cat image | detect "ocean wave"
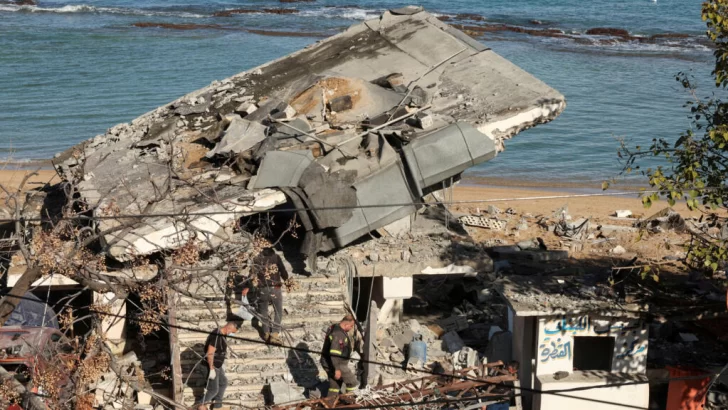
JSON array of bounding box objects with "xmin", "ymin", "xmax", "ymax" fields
[
  {"xmin": 0, "ymin": 3, "xmax": 206, "ymax": 18},
  {"xmin": 299, "ymin": 7, "xmax": 381, "ymax": 21}
]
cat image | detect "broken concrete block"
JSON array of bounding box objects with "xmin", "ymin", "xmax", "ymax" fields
[
  {"xmin": 487, "ymin": 205, "xmax": 502, "ymax": 214},
  {"xmin": 328, "ymin": 95, "xmax": 353, "ymax": 112},
  {"xmin": 517, "ymin": 239, "xmax": 539, "ymax": 250},
  {"xmin": 390, "ymin": 351, "xmax": 405, "ymax": 363},
  {"xmin": 415, "ymin": 113, "xmax": 434, "ymax": 130},
  {"xmin": 235, "ymin": 102, "xmax": 258, "ymax": 116},
  {"xmin": 271, "ymin": 102, "xmax": 297, "ymax": 120},
  {"xmin": 611, "ymin": 245, "xmax": 627, "ymax": 255},
  {"xmin": 407, "ymin": 86, "xmax": 428, "ymax": 106},
  {"xmin": 268, "ymin": 381, "xmax": 306, "ymax": 404},
  {"xmin": 206, "ymin": 116, "xmax": 267, "ymax": 157},
  {"xmin": 442, "ymin": 331, "xmax": 465, "ymax": 353},
  {"xmin": 615, "ymin": 209, "xmax": 633, "ymax": 218},
  {"xmin": 459, "ymin": 215, "xmax": 506, "ymax": 231},
  {"xmin": 386, "ymin": 73, "xmax": 405, "ymax": 89}
]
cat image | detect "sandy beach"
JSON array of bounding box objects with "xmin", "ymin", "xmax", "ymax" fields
[
  {"xmin": 0, "ymin": 168, "xmax": 697, "ymax": 220},
  {"xmin": 0, "ymin": 168, "xmax": 58, "ymax": 197}
]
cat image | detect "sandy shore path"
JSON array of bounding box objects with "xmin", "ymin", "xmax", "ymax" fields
[
  {"xmin": 0, "ymin": 169, "xmax": 58, "ymax": 197},
  {"xmin": 451, "ymin": 183, "xmax": 700, "ymax": 219},
  {"xmin": 0, "ymin": 168, "xmax": 702, "ymax": 219}
]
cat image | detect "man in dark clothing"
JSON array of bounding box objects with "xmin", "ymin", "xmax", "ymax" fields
[
  {"xmin": 321, "ymin": 315, "xmax": 359, "ymax": 401},
  {"xmin": 196, "ymin": 321, "xmax": 239, "ymax": 410},
  {"xmin": 242, "ymin": 247, "xmax": 289, "ymax": 345}
]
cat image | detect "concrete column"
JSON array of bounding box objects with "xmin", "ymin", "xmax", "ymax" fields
[
  {"xmin": 364, "ymin": 301, "xmax": 379, "ymax": 387},
  {"xmin": 94, "ymin": 291, "xmax": 126, "ymax": 354}
]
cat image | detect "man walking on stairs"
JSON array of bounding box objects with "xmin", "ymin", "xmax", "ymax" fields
[
  {"xmin": 242, "ymin": 247, "xmax": 289, "ymax": 345},
  {"xmin": 321, "ymin": 315, "xmax": 359, "ymax": 402},
  {"xmin": 196, "ymin": 321, "xmax": 240, "ymax": 410}
]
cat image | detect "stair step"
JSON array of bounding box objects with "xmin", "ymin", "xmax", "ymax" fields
[{"xmin": 177, "ymin": 296, "xmax": 344, "ymax": 321}]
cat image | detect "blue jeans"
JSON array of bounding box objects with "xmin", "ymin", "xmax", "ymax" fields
[{"xmin": 200, "ymin": 366, "xmax": 227, "ymax": 409}]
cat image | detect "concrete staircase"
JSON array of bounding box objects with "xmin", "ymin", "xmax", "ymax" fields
[{"xmin": 173, "ymin": 267, "xmax": 347, "ymax": 409}]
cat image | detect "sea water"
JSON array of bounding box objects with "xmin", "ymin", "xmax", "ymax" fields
[{"xmin": 0, "ymin": 0, "xmax": 714, "ymax": 183}]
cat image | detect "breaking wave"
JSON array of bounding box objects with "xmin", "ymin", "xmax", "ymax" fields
[
  {"xmin": 0, "ymin": 3, "xmax": 206, "ymax": 18},
  {"xmin": 299, "ymin": 7, "xmax": 382, "ymax": 21}
]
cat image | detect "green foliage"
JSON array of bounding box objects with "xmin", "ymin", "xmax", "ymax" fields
[{"xmin": 618, "ymin": 0, "xmax": 728, "ymax": 276}]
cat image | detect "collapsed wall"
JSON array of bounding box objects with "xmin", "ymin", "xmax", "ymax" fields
[{"xmin": 51, "ymin": 6, "xmax": 565, "ymax": 264}]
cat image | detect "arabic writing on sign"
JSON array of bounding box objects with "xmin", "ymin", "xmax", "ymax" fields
[
  {"xmin": 594, "ymin": 322, "xmax": 640, "ymax": 335},
  {"xmin": 543, "ymin": 316, "xmax": 590, "ymax": 335},
  {"xmin": 539, "ymin": 337, "xmax": 572, "ymax": 362},
  {"xmin": 616, "ymin": 340, "xmax": 646, "ymax": 359}
]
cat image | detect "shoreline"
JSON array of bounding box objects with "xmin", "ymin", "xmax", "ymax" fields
[{"xmin": 0, "ymin": 169, "xmax": 698, "ymax": 220}]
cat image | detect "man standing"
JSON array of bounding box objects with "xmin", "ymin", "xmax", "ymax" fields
[
  {"xmin": 242, "ymin": 247, "xmax": 288, "ymax": 345},
  {"xmin": 321, "ymin": 315, "xmax": 359, "ymax": 400},
  {"xmin": 197, "ymin": 321, "xmax": 239, "ymax": 410}
]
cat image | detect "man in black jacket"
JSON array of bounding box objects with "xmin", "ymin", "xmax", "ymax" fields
[
  {"xmin": 321, "ymin": 314, "xmax": 359, "ymax": 401},
  {"xmin": 241, "ymin": 247, "xmax": 289, "ymax": 345},
  {"xmin": 197, "ymin": 321, "xmax": 240, "ymax": 410}
]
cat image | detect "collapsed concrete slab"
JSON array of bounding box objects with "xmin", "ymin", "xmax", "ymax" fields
[{"xmin": 52, "ymin": 6, "xmax": 565, "ymax": 261}]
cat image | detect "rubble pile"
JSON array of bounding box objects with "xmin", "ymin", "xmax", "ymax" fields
[
  {"xmin": 49, "ymin": 6, "xmax": 564, "ymax": 266},
  {"xmin": 13, "ymin": 7, "xmax": 568, "ymax": 409},
  {"xmin": 372, "ymin": 274, "xmax": 510, "ymax": 385},
  {"xmin": 90, "ymin": 352, "xmax": 159, "ymax": 410}
]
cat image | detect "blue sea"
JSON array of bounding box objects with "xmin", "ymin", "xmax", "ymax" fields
[{"xmin": 0, "ymin": 0, "xmax": 716, "ymax": 184}]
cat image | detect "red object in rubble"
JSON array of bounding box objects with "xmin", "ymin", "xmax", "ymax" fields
[{"xmin": 665, "ymin": 366, "xmax": 711, "ymax": 410}]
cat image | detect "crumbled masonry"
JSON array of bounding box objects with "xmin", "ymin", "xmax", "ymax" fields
[{"xmin": 52, "ymin": 6, "xmax": 565, "ymax": 263}]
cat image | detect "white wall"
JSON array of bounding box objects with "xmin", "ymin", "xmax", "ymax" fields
[
  {"xmin": 535, "ymin": 371, "xmax": 649, "ymax": 410},
  {"xmin": 535, "ymin": 315, "xmax": 648, "ymax": 376}
]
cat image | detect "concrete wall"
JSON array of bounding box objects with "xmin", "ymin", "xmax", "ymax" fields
[
  {"xmin": 534, "ymin": 371, "xmax": 649, "ymax": 410},
  {"xmin": 535, "ymin": 315, "xmax": 648, "ymax": 376},
  {"xmin": 512, "ymin": 312, "xmax": 536, "ymax": 410}
]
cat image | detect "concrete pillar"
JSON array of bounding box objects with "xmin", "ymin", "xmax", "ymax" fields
[
  {"xmin": 377, "ymin": 299, "xmax": 403, "ymax": 325},
  {"xmin": 364, "ymin": 301, "xmax": 379, "ymax": 387},
  {"xmin": 94, "ymin": 291, "xmax": 126, "ymax": 354}
]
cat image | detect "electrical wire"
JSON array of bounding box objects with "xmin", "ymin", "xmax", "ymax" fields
[{"xmin": 0, "ymin": 292, "xmax": 718, "ymax": 406}]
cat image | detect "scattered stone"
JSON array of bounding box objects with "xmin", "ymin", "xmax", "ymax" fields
[
  {"xmin": 487, "ymin": 205, "xmax": 501, "ymax": 214},
  {"xmin": 390, "ymin": 351, "xmax": 405, "ymax": 363},
  {"xmin": 553, "ymin": 371, "xmax": 570, "ymax": 380},
  {"xmin": 611, "ymin": 245, "xmax": 627, "ymax": 255},
  {"xmin": 235, "ymin": 102, "xmax": 258, "ymax": 116},
  {"xmin": 517, "ymin": 239, "xmax": 539, "ymax": 250},
  {"xmin": 368, "ymin": 252, "xmax": 379, "ymax": 262},
  {"xmin": 415, "ymin": 113, "xmax": 434, "ymax": 130},
  {"xmin": 271, "ymin": 102, "xmax": 297, "ymax": 120},
  {"xmin": 516, "ymin": 219, "xmax": 529, "ymax": 231},
  {"xmin": 614, "ymin": 209, "xmax": 633, "ymax": 218}
]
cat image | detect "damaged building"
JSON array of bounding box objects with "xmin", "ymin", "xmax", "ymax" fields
[{"xmin": 0, "ymin": 5, "xmax": 579, "ymax": 409}]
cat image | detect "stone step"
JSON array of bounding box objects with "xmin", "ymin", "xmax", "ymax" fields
[
  {"xmin": 175, "ymin": 311, "xmax": 345, "ymax": 337},
  {"xmin": 178, "ymin": 275, "xmax": 342, "ymax": 296},
  {"xmin": 180, "ymin": 340, "xmax": 325, "ymax": 359},
  {"xmin": 175, "ymin": 293, "xmax": 344, "ymax": 315}
]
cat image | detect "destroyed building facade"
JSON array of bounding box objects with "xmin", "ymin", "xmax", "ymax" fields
[
  {"xmin": 2, "ymin": 6, "xmax": 574, "ymax": 409},
  {"xmin": 499, "ymin": 276, "xmax": 650, "ymax": 410}
]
